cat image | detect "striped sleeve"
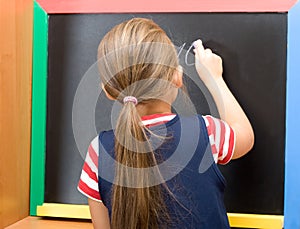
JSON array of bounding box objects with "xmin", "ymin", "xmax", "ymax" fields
[
  {"xmin": 203, "ymin": 115, "xmax": 236, "ymax": 165},
  {"xmin": 77, "ymin": 136, "xmax": 102, "ymax": 202}
]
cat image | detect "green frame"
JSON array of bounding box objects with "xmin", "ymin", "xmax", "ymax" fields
[{"xmin": 30, "ymin": 1, "xmax": 48, "ymax": 215}]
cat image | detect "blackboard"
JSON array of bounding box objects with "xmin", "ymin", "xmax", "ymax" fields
[{"xmin": 45, "ymin": 13, "xmax": 286, "ymax": 215}]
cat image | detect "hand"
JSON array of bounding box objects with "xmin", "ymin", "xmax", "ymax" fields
[{"xmin": 193, "ymin": 39, "xmax": 223, "ymax": 84}]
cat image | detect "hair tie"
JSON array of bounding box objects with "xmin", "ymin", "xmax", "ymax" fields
[{"xmin": 123, "ymin": 96, "xmax": 138, "ymax": 105}]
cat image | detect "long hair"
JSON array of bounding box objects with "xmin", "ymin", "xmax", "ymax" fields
[{"xmin": 97, "ymin": 18, "xmax": 179, "ymax": 229}]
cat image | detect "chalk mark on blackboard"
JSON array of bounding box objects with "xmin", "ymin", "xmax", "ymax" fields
[{"xmin": 177, "ymin": 42, "xmax": 196, "ymax": 66}]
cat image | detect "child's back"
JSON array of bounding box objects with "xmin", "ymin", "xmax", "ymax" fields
[
  {"xmin": 98, "ymin": 115, "xmax": 230, "ymax": 228},
  {"xmin": 78, "ymin": 18, "xmax": 254, "ymax": 229}
]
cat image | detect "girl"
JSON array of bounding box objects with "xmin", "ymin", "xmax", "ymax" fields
[{"xmin": 78, "ymin": 18, "xmax": 254, "ymax": 229}]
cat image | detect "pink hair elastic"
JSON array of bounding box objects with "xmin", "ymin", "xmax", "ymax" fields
[{"xmin": 123, "ymin": 96, "xmax": 138, "ymax": 105}]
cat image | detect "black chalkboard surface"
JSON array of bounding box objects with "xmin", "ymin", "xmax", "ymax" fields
[{"xmin": 45, "ymin": 13, "xmax": 286, "ymax": 215}]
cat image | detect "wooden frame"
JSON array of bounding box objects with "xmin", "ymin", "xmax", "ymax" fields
[{"xmin": 30, "ymin": 0, "xmax": 299, "ymax": 228}]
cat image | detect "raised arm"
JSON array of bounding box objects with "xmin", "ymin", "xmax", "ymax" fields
[{"xmin": 193, "ymin": 39, "xmax": 254, "ymax": 159}]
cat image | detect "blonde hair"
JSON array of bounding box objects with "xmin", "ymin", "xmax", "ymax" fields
[{"xmin": 97, "ymin": 18, "xmax": 179, "ymax": 229}]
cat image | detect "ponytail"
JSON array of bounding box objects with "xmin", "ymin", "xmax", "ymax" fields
[
  {"xmin": 97, "ymin": 17, "xmax": 179, "ymax": 229},
  {"xmin": 112, "ymin": 98, "xmax": 169, "ymax": 229}
]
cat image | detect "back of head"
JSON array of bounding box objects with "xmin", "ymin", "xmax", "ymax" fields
[
  {"xmin": 97, "ymin": 17, "xmax": 179, "ymax": 102},
  {"xmin": 97, "ymin": 18, "xmax": 179, "ymax": 229}
]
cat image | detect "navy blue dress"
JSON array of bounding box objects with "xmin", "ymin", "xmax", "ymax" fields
[{"xmin": 98, "ymin": 115, "xmax": 230, "ymax": 229}]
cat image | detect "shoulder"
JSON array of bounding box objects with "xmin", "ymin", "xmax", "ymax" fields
[
  {"xmin": 77, "ymin": 135, "xmax": 102, "ymax": 202},
  {"xmin": 98, "ymin": 130, "xmax": 114, "ymax": 146},
  {"xmin": 99, "ymin": 129, "xmax": 114, "ymax": 139},
  {"xmin": 98, "ymin": 130, "xmax": 116, "ymax": 160},
  {"xmin": 176, "ymin": 114, "xmax": 207, "ymax": 126},
  {"xmin": 202, "ymin": 115, "xmax": 236, "ymax": 165},
  {"xmin": 89, "ymin": 135, "xmax": 99, "ymax": 155}
]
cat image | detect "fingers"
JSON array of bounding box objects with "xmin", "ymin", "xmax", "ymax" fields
[
  {"xmin": 193, "ymin": 39, "xmax": 224, "ymax": 80},
  {"xmin": 193, "ymin": 39, "xmax": 214, "ymax": 60},
  {"xmin": 193, "ymin": 39, "xmax": 205, "ymax": 57},
  {"xmin": 193, "ymin": 40, "xmax": 205, "ymax": 61},
  {"xmin": 205, "ymin": 48, "xmax": 212, "ymax": 54}
]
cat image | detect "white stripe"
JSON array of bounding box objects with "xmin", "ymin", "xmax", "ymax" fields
[
  {"xmin": 77, "ymin": 186, "xmax": 102, "ymax": 203},
  {"xmin": 85, "ymin": 152, "xmax": 98, "ymax": 177},
  {"xmin": 220, "ymin": 121, "xmax": 230, "ymax": 160},
  {"xmin": 80, "ymin": 170, "xmax": 99, "ymax": 192},
  {"xmin": 209, "ymin": 137, "xmax": 218, "ymax": 163},
  {"xmin": 213, "ymin": 117, "xmax": 221, "ymax": 153},
  {"xmin": 209, "ymin": 135, "xmax": 215, "ymax": 146},
  {"xmin": 90, "ymin": 136, "xmax": 99, "ymax": 156},
  {"xmin": 204, "ymin": 115, "xmax": 218, "ymax": 163},
  {"xmin": 232, "ymin": 129, "xmax": 236, "ymax": 157},
  {"xmin": 142, "ymin": 115, "xmax": 176, "ymax": 126},
  {"xmin": 203, "ymin": 115, "xmax": 210, "ymax": 127},
  {"xmin": 213, "ymin": 153, "xmax": 219, "ymax": 163}
]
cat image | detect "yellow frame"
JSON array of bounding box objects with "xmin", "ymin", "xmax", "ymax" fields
[{"xmin": 37, "ymin": 203, "xmax": 284, "ymax": 228}]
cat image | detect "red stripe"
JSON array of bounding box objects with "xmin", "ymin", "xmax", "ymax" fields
[
  {"xmin": 78, "ymin": 180, "xmax": 101, "ymax": 201},
  {"xmin": 36, "ymin": 0, "xmax": 296, "ymax": 14},
  {"xmin": 204, "ymin": 118, "xmax": 212, "ymax": 136},
  {"xmin": 205, "ymin": 116, "xmax": 218, "ymax": 154},
  {"xmin": 211, "ymin": 144, "xmax": 218, "ymax": 155},
  {"xmin": 218, "ymin": 127, "xmax": 235, "ymax": 165},
  {"xmin": 206, "ymin": 116, "xmax": 215, "ymax": 137},
  {"xmin": 218, "ymin": 120, "xmax": 226, "ymax": 159},
  {"xmin": 88, "ymin": 144, "xmax": 98, "ymax": 168},
  {"xmin": 227, "ymin": 127, "xmax": 235, "ymax": 159},
  {"xmin": 83, "ymin": 162, "xmax": 98, "ymax": 182},
  {"xmin": 145, "ymin": 120, "xmax": 171, "ymax": 128}
]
